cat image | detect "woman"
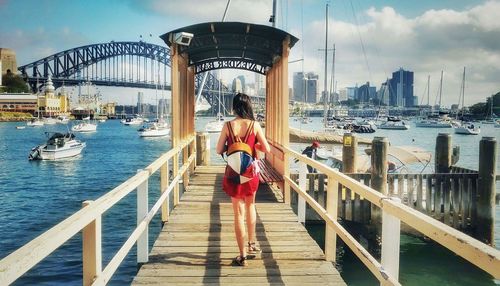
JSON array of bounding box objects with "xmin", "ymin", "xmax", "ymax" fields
[{"xmin": 216, "ymin": 93, "xmax": 271, "ymax": 266}]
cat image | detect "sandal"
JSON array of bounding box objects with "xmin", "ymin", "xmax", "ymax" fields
[
  {"xmin": 232, "ymin": 255, "xmax": 247, "ymax": 266},
  {"xmin": 248, "ymin": 241, "xmax": 262, "ymax": 254}
]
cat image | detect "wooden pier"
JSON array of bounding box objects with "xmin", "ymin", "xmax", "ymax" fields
[{"xmin": 132, "ymin": 165, "xmax": 345, "ymax": 286}]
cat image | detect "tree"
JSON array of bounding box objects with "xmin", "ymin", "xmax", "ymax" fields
[{"xmin": 1, "ymin": 72, "xmax": 30, "ymax": 93}]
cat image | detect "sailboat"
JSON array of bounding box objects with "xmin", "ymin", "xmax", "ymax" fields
[
  {"xmin": 416, "ymin": 71, "xmax": 453, "ymax": 128},
  {"xmin": 138, "ymin": 72, "xmax": 170, "ymax": 137},
  {"xmin": 481, "ymin": 95, "xmax": 497, "ymax": 124},
  {"xmin": 71, "ymin": 81, "xmax": 97, "ymax": 133},
  {"xmin": 27, "ymin": 87, "xmax": 44, "ymax": 127},
  {"xmin": 205, "ymin": 72, "xmax": 225, "ymax": 133},
  {"xmin": 454, "ymin": 67, "xmax": 479, "ymax": 135}
]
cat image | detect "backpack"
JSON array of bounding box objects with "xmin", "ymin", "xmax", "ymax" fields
[{"xmin": 224, "ymin": 121, "xmax": 255, "ymax": 184}]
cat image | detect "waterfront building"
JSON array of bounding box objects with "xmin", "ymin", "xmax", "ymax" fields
[
  {"xmin": 305, "ymin": 72, "xmax": 318, "ymax": 103},
  {"xmin": 292, "ymin": 72, "xmax": 305, "ymax": 102},
  {"xmin": 0, "ymin": 48, "xmax": 17, "ymax": 76},
  {"xmin": 389, "ymin": 68, "xmax": 415, "ymax": 107},
  {"xmin": 38, "ymin": 77, "xmax": 69, "ymax": 117},
  {"xmin": 101, "ymin": 102, "xmax": 117, "ymax": 117},
  {"xmin": 338, "ymin": 89, "xmax": 347, "ymax": 102},
  {"xmin": 346, "ymin": 86, "xmax": 358, "ymax": 100},
  {"xmin": 293, "ymin": 72, "xmax": 318, "ymax": 103},
  {"xmin": 377, "ymin": 81, "xmax": 390, "ymax": 105},
  {"xmin": 255, "ymin": 73, "xmax": 265, "ymax": 97},
  {"xmin": 357, "ymin": 82, "xmax": 376, "ymax": 103},
  {"xmin": 0, "ymin": 93, "xmax": 37, "ymax": 113}
]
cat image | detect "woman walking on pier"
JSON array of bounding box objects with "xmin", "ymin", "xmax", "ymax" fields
[{"xmin": 216, "ymin": 93, "xmax": 271, "ymax": 266}]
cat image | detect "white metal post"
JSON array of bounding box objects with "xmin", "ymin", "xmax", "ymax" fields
[
  {"xmin": 137, "ymin": 170, "xmax": 149, "ymax": 264},
  {"xmin": 381, "ymin": 197, "xmax": 401, "ymax": 283},
  {"xmin": 298, "ymin": 162, "xmax": 307, "ymax": 224}
]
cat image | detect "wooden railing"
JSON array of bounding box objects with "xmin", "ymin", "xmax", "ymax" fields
[
  {"xmin": 283, "ymin": 146, "xmax": 500, "ymax": 285},
  {"xmin": 0, "ymin": 135, "xmax": 196, "ymax": 286},
  {"xmin": 291, "ymin": 172, "xmax": 480, "ymax": 231}
]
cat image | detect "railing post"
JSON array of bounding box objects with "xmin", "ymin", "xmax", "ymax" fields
[
  {"xmin": 342, "ymin": 133, "xmax": 358, "ymax": 173},
  {"xmin": 173, "ymin": 152, "xmax": 180, "ymax": 206},
  {"xmin": 190, "ymin": 137, "xmax": 196, "ymax": 174},
  {"xmin": 160, "ymin": 162, "xmax": 170, "ymax": 223},
  {"xmin": 136, "ymin": 170, "xmax": 149, "ymax": 264},
  {"xmin": 371, "ymin": 137, "xmax": 388, "ymax": 226},
  {"xmin": 183, "ymin": 142, "xmax": 189, "ymax": 188},
  {"xmin": 435, "ymin": 133, "xmax": 452, "ymax": 173},
  {"xmin": 325, "ymin": 176, "xmax": 338, "ymax": 262},
  {"xmin": 298, "ymin": 162, "xmax": 307, "ymax": 224},
  {"xmin": 82, "ymin": 200, "xmax": 101, "ymax": 286},
  {"xmin": 477, "ymin": 137, "xmax": 497, "ymax": 245},
  {"xmin": 196, "ymin": 132, "xmax": 210, "ymax": 166},
  {"xmin": 284, "ymin": 152, "xmax": 291, "ymax": 205},
  {"xmin": 381, "ymin": 197, "xmax": 401, "ymax": 283}
]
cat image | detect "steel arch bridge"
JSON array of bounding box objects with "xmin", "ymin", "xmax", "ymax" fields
[{"xmin": 17, "ymin": 41, "xmax": 264, "ymax": 112}]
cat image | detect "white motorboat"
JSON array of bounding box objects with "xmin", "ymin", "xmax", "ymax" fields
[
  {"xmin": 29, "ymin": 132, "xmax": 86, "ymax": 160},
  {"xmin": 122, "ymin": 116, "xmax": 144, "ymax": 125},
  {"xmin": 454, "ymin": 124, "xmax": 480, "ymax": 135},
  {"xmin": 57, "ymin": 115, "xmax": 70, "ymax": 124},
  {"xmin": 43, "ymin": 117, "xmax": 57, "ymax": 125},
  {"xmin": 378, "ymin": 121, "xmax": 410, "ymax": 130},
  {"xmin": 27, "ymin": 119, "xmax": 44, "ymax": 127},
  {"xmin": 205, "ymin": 113, "xmax": 225, "ymax": 133},
  {"xmin": 71, "ymin": 121, "xmax": 97, "ymax": 133},
  {"xmin": 415, "ymin": 119, "xmax": 452, "ymax": 128},
  {"xmin": 16, "ymin": 126, "xmax": 26, "ymax": 130},
  {"xmin": 138, "ymin": 121, "xmax": 170, "ymax": 137}
]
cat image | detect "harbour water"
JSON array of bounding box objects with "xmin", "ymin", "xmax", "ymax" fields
[{"xmin": 0, "ymin": 117, "xmax": 498, "ymax": 285}]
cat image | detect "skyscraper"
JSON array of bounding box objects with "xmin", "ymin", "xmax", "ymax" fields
[
  {"xmin": 137, "ymin": 92, "xmax": 144, "ymax": 114},
  {"xmin": 305, "ymin": 72, "xmax": 318, "ymax": 103},
  {"xmin": 389, "ymin": 68, "xmax": 414, "ymax": 107},
  {"xmin": 293, "ymin": 72, "xmax": 305, "ymax": 102}
]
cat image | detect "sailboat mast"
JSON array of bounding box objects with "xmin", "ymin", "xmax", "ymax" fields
[
  {"xmin": 438, "ymin": 70, "xmax": 443, "ymax": 109},
  {"xmin": 323, "ymin": 3, "xmax": 329, "ymax": 127},
  {"xmin": 427, "ymin": 75, "xmax": 430, "ymax": 106}
]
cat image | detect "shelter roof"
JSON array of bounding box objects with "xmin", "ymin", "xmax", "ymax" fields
[{"xmin": 160, "ymin": 22, "xmax": 298, "ymax": 74}]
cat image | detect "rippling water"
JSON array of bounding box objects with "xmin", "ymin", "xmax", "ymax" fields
[{"xmin": 0, "ymin": 118, "xmax": 498, "ymax": 285}]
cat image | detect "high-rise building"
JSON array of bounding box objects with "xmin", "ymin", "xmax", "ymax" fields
[
  {"xmin": 255, "ymin": 73, "xmax": 265, "ymax": 97},
  {"xmin": 346, "ymin": 86, "xmax": 358, "ymax": 100},
  {"xmin": 389, "ymin": 68, "xmax": 414, "ymax": 107},
  {"xmin": 293, "ymin": 72, "xmax": 305, "ymax": 102},
  {"xmin": 232, "ymin": 77, "xmax": 243, "ymax": 93},
  {"xmin": 357, "ymin": 82, "xmax": 376, "ymax": 103},
  {"xmin": 377, "ymin": 81, "xmax": 390, "ymax": 106},
  {"xmin": 137, "ymin": 92, "xmax": 144, "ymax": 114},
  {"xmin": 305, "ymin": 72, "xmax": 318, "ymax": 103}
]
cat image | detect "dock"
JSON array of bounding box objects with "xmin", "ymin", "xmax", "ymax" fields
[{"xmin": 132, "ymin": 166, "xmax": 345, "ymax": 286}]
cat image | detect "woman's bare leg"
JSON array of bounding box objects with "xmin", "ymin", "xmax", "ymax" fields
[
  {"xmin": 245, "ymin": 193, "xmax": 257, "ymax": 244},
  {"xmin": 231, "ymin": 197, "xmax": 246, "ymax": 257}
]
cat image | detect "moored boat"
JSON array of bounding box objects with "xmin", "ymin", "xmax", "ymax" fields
[
  {"xmin": 28, "ymin": 132, "xmax": 86, "ymax": 160},
  {"xmin": 71, "ymin": 121, "xmax": 97, "ymax": 133},
  {"xmin": 454, "ymin": 124, "xmax": 480, "ymax": 135},
  {"xmin": 138, "ymin": 120, "xmax": 170, "ymax": 137}
]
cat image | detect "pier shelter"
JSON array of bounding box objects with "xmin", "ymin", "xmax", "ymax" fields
[{"xmin": 1, "ymin": 22, "xmax": 499, "ymax": 286}]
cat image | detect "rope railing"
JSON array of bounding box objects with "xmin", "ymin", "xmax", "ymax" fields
[{"xmin": 0, "ymin": 135, "xmax": 196, "ymax": 286}]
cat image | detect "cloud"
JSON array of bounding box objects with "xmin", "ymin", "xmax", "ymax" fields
[
  {"xmin": 289, "ymin": 0, "xmax": 500, "ymax": 106},
  {"xmin": 127, "ymin": 0, "xmax": 272, "ymax": 24},
  {"xmin": 0, "ymin": 27, "xmax": 89, "ymax": 65}
]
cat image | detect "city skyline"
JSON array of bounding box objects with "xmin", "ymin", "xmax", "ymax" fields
[{"xmin": 1, "ymin": 0, "xmax": 499, "ymax": 106}]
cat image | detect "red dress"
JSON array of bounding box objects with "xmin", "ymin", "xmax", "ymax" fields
[{"xmin": 222, "ymin": 122, "xmax": 260, "ymax": 199}]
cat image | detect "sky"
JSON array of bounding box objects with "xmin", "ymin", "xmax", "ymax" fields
[{"xmin": 1, "ymin": 0, "xmax": 499, "ymax": 107}]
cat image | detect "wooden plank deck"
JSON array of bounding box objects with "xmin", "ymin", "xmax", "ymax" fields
[{"xmin": 132, "ymin": 165, "xmax": 345, "ymax": 286}]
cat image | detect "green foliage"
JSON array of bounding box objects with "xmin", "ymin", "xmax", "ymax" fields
[
  {"xmin": 468, "ymin": 91, "xmax": 500, "ymax": 118},
  {"xmin": 1, "ymin": 73, "xmax": 30, "ymax": 93}
]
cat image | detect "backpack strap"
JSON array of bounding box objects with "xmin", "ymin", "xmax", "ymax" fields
[{"xmin": 242, "ymin": 121, "xmax": 255, "ymax": 143}]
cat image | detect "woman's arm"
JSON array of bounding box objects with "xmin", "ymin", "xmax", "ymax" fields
[
  {"xmin": 215, "ymin": 123, "xmax": 228, "ymax": 155},
  {"xmin": 254, "ymin": 122, "xmax": 271, "ymax": 154}
]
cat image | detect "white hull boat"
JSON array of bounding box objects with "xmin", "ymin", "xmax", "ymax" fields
[
  {"xmin": 454, "ymin": 125, "xmax": 480, "ymax": 135},
  {"xmin": 138, "ymin": 122, "xmax": 170, "ymax": 137},
  {"xmin": 43, "ymin": 117, "xmax": 57, "ymax": 125},
  {"xmin": 123, "ymin": 117, "xmax": 144, "ymax": 125},
  {"xmin": 72, "ymin": 122, "xmax": 97, "ymax": 133},
  {"xmin": 415, "ymin": 120, "xmax": 452, "ymax": 128},
  {"xmin": 378, "ymin": 122, "xmax": 410, "ymax": 130},
  {"xmin": 27, "ymin": 119, "xmax": 44, "ymax": 127},
  {"xmin": 57, "ymin": 116, "xmax": 70, "ymax": 124},
  {"xmin": 29, "ymin": 132, "xmax": 86, "ymax": 160},
  {"xmin": 205, "ymin": 114, "xmax": 225, "ymax": 133}
]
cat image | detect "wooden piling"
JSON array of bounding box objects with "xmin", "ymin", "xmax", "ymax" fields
[
  {"xmin": 342, "ymin": 134, "xmax": 357, "ymax": 173},
  {"xmin": 371, "ymin": 137, "xmax": 388, "ymax": 224},
  {"xmin": 476, "ymin": 137, "xmax": 497, "ymax": 245},
  {"xmin": 435, "ymin": 133, "xmax": 452, "ymax": 173},
  {"xmin": 196, "ymin": 132, "xmax": 210, "ymax": 166}
]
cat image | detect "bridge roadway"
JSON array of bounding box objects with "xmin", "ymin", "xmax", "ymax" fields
[{"xmin": 132, "ymin": 165, "xmax": 346, "ymax": 286}]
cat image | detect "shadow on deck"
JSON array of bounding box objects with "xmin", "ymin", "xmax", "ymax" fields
[{"xmin": 132, "ymin": 165, "xmax": 345, "ymax": 285}]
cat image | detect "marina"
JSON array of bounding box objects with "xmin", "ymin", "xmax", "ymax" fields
[{"xmin": 1, "ymin": 1, "xmax": 500, "ymax": 285}]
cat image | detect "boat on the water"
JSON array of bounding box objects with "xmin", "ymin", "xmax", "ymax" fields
[
  {"xmin": 71, "ymin": 121, "xmax": 97, "ymax": 133},
  {"xmin": 27, "ymin": 118, "xmax": 44, "ymax": 127},
  {"xmin": 138, "ymin": 120, "xmax": 170, "ymax": 137},
  {"xmin": 28, "ymin": 132, "xmax": 86, "ymax": 160},
  {"xmin": 122, "ymin": 116, "xmax": 144, "ymax": 126},
  {"xmin": 378, "ymin": 117, "xmax": 410, "ymax": 130},
  {"xmin": 205, "ymin": 113, "xmax": 225, "ymax": 133},
  {"xmin": 43, "ymin": 117, "xmax": 57, "ymax": 125},
  {"xmin": 454, "ymin": 123, "xmax": 480, "ymax": 135},
  {"xmin": 415, "ymin": 119, "xmax": 452, "ymax": 128},
  {"xmin": 16, "ymin": 126, "xmax": 26, "ymax": 130}
]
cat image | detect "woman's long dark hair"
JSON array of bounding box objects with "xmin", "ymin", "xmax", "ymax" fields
[{"xmin": 232, "ymin": 93, "xmax": 255, "ymax": 120}]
